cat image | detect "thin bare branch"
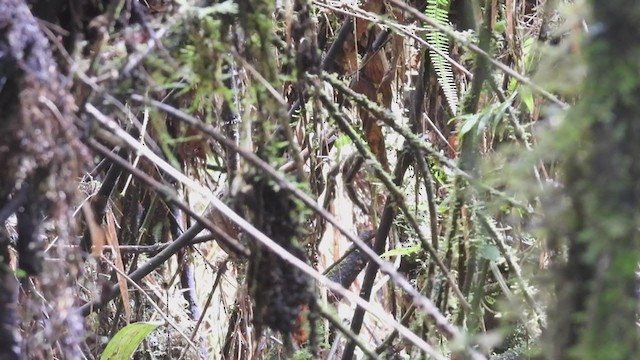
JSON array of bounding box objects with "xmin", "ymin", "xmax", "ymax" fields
[{"xmin": 86, "ymin": 102, "xmax": 458, "ymax": 359}]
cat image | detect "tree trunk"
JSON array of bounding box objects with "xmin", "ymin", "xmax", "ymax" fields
[{"xmin": 546, "ymin": 1, "xmax": 640, "ymax": 358}]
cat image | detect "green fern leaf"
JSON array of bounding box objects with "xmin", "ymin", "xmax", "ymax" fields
[{"xmin": 425, "ymin": 0, "xmax": 458, "ymax": 115}]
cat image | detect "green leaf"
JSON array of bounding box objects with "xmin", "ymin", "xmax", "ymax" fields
[
  {"xmin": 458, "ymin": 114, "xmax": 480, "ymax": 136},
  {"xmin": 476, "ymin": 106, "xmax": 494, "ymax": 135},
  {"xmin": 484, "ymin": 295, "xmax": 496, "ymax": 305},
  {"xmin": 424, "ymin": 0, "xmax": 458, "ymax": 115},
  {"xmin": 335, "ymin": 133, "xmax": 352, "ymax": 149},
  {"xmin": 100, "ymin": 322, "xmax": 163, "ymax": 360},
  {"xmin": 15, "ymin": 268, "xmax": 27, "ymax": 278},
  {"xmin": 381, "ymin": 245, "xmax": 422, "ymax": 258},
  {"xmin": 478, "ymin": 243, "xmax": 501, "ymax": 262},
  {"xmin": 518, "ymin": 86, "xmax": 534, "ymax": 113},
  {"xmin": 522, "ymin": 37, "xmax": 537, "ymax": 70}
]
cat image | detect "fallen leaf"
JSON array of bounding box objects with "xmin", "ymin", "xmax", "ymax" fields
[
  {"xmin": 104, "ymin": 212, "xmax": 131, "ymax": 322},
  {"xmin": 82, "ymin": 202, "xmax": 106, "ymax": 258}
]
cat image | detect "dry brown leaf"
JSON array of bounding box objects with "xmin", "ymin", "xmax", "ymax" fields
[
  {"xmin": 206, "ymin": 202, "xmax": 242, "ymax": 259},
  {"xmin": 82, "ymin": 202, "xmax": 106, "ymax": 258},
  {"xmin": 356, "ymin": 0, "xmax": 385, "ymax": 41},
  {"xmin": 352, "ymin": 76, "xmax": 390, "ymax": 170},
  {"xmin": 340, "ymin": 0, "xmax": 386, "ymax": 73},
  {"xmin": 448, "ymin": 134, "xmax": 458, "ymax": 159},
  {"xmin": 104, "ymin": 212, "xmax": 131, "ymax": 322},
  {"xmin": 362, "ymin": 51, "xmax": 388, "ymax": 85},
  {"xmin": 389, "ymin": 30, "xmax": 405, "ymax": 87}
]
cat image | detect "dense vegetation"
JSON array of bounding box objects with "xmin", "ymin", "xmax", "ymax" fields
[{"xmin": 1, "ymin": 0, "xmax": 639, "ymax": 359}]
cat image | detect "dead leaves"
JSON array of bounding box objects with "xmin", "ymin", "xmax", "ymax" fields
[
  {"xmin": 351, "ymin": 75, "xmax": 390, "ymax": 170},
  {"xmin": 338, "ymin": 0, "xmax": 405, "ymax": 171},
  {"xmin": 84, "ymin": 203, "xmax": 131, "ymax": 322},
  {"xmin": 103, "ymin": 212, "xmax": 131, "ymax": 322}
]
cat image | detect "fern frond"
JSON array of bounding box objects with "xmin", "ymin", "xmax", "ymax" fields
[{"xmin": 425, "ymin": 0, "xmax": 458, "ymax": 115}]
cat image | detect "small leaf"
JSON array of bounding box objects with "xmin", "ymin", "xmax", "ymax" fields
[
  {"xmin": 493, "ymin": 20, "xmax": 506, "ymax": 33},
  {"xmin": 335, "ymin": 133, "xmax": 352, "ymax": 149},
  {"xmin": 484, "ymin": 295, "xmax": 496, "ymax": 305},
  {"xmin": 381, "ymin": 245, "xmax": 422, "ymax": 258},
  {"xmin": 508, "ymin": 77, "xmax": 518, "ymax": 93},
  {"xmin": 100, "ymin": 322, "xmax": 163, "ymax": 360},
  {"xmin": 15, "ymin": 268, "xmax": 27, "ymax": 278},
  {"xmin": 478, "ymin": 243, "xmax": 501, "ymax": 262},
  {"xmin": 104, "ymin": 213, "xmax": 131, "ymax": 322},
  {"xmin": 518, "ymin": 86, "xmax": 534, "ymax": 113},
  {"xmin": 82, "ymin": 203, "xmax": 106, "ymax": 258}
]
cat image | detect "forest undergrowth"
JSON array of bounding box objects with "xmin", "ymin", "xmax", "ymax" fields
[{"xmin": 4, "ymin": 0, "xmax": 637, "ymax": 359}]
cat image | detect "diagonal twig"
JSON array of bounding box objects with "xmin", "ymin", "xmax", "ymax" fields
[{"xmin": 86, "ymin": 102, "xmax": 453, "ymax": 359}]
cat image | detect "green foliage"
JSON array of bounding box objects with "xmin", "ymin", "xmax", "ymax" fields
[
  {"xmin": 381, "ymin": 244, "xmax": 422, "ymax": 258},
  {"xmin": 478, "ymin": 242, "xmax": 500, "ymax": 262},
  {"xmin": 152, "ymin": 5, "xmax": 237, "ymax": 117},
  {"xmin": 21, "ymin": 0, "xmax": 634, "ymax": 358},
  {"xmin": 509, "ymin": 38, "xmax": 541, "ymax": 112},
  {"xmin": 290, "ymin": 348, "xmax": 314, "ymax": 360},
  {"xmin": 100, "ymin": 322, "xmax": 162, "ymax": 360},
  {"xmin": 13, "ymin": 267, "xmax": 27, "ymax": 278},
  {"xmin": 454, "ymin": 92, "xmax": 515, "ymax": 138},
  {"xmin": 493, "ymin": 20, "xmax": 506, "ymax": 33},
  {"xmin": 335, "ymin": 133, "xmax": 352, "ymax": 150},
  {"xmin": 425, "ymin": 0, "xmax": 459, "ymax": 115}
]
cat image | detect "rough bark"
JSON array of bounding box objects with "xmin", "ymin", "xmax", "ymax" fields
[{"xmin": 0, "ymin": 0, "xmax": 86, "ymax": 357}]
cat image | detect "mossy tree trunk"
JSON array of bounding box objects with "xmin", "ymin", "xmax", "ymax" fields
[{"xmin": 547, "ymin": 0, "xmax": 640, "ymax": 358}]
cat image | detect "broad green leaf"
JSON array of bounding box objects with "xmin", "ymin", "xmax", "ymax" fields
[
  {"xmin": 100, "ymin": 321, "xmax": 163, "ymax": 360},
  {"xmin": 522, "ymin": 37, "xmax": 537, "ymax": 70},
  {"xmin": 476, "ymin": 106, "xmax": 494, "ymax": 135},
  {"xmin": 458, "ymin": 114, "xmax": 480, "ymax": 136}
]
